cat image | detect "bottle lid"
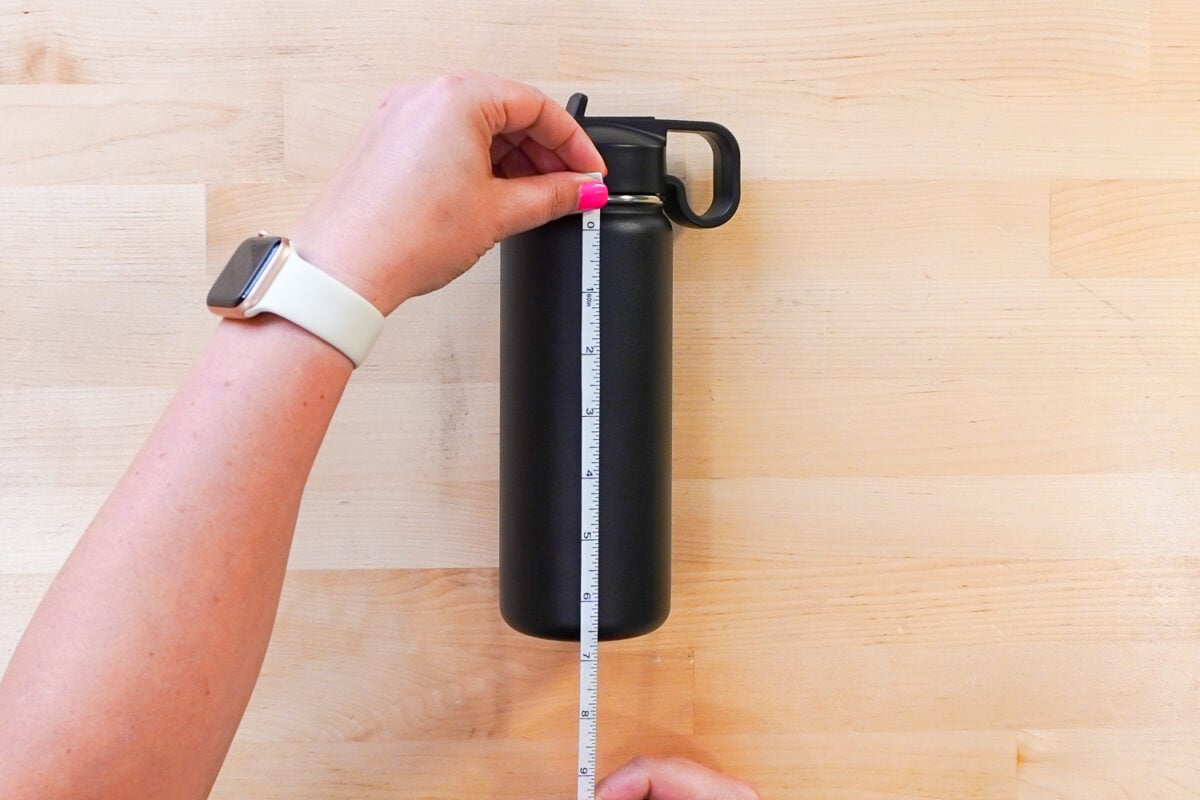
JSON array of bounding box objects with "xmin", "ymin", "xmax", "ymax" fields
[
  {"xmin": 583, "ymin": 121, "xmax": 667, "ymax": 197},
  {"xmin": 566, "ymin": 93, "xmax": 741, "ymax": 229}
]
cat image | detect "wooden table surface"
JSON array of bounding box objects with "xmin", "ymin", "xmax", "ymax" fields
[{"xmin": 4, "ymin": 2, "xmax": 1200, "ymax": 797}]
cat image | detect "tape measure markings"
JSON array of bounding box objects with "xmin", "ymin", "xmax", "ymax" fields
[{"xmin": 577, "ymin": 205, "xmax": 601, "ymax": 800}]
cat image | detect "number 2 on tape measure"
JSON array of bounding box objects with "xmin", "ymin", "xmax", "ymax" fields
[{"xmin": 578, "ymin": 204, "xmax": 601, "ymax": 800}]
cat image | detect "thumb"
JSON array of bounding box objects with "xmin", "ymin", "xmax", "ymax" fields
[
  {"xmin": 596, "ymin": 756, "xmax": 761, "ymax": 800},
  {"xmin": 492, "ymin": 172, "xmax": 608, "ymax": 239},
  {"xmin": 595, "ymin": 758, "xmax": 649, "ymax": 800}
]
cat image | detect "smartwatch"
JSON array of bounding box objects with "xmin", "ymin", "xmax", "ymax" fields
[{"xmin": 207, "ymin": 233, "xmax": 384, "ymax": 367}]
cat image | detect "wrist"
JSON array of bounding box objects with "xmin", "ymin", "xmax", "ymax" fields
[
  {"xmin": 209, "ymin": 232, "xmax": 387, "ymax": 367},
  {"xmin": 290, "ymin": 221, "xmax": 405, "ymax": 316}
]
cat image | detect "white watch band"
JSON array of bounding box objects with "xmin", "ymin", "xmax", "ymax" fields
[{"xmin": 249, "ymin": 247, "xmax": 385, "ymax": 367}]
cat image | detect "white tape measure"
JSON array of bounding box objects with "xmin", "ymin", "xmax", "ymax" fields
[{"xmin": 577, "ymin": 200, "xmax": 602, "ymax": 800}]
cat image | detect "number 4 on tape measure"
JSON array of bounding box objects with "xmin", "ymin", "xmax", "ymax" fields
[{"xmin": 578, "ymin": 187, "xmax": 602, "ymax": 800}]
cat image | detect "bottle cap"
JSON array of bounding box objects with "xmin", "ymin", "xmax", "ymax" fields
[
  {"xmin": 584, "ymin": 120, "xmax": 667, "ymax": 197},
  {"xmin": 566, "ymin": 93, "xmax": 741, "ymax": 229}
]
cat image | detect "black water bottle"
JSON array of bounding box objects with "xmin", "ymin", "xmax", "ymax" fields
[{"xmin": 499, "ymin": 94, "xmax": 741, "ymax": 640}]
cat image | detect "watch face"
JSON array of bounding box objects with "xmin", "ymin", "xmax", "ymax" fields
[{"xmin": 207, "ymin": 236, "xmax": 282, "ymax": 308}]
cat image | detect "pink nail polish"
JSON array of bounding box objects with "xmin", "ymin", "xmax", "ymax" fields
[{"xmin": 577, "ymin": 181, "xmax": 608, "ymax": 211}]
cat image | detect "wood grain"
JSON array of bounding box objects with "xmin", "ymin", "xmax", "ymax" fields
[
  {"xmin": 687, "ymin": 180, "xmax": 1052, "ymax": 281},
  {"xmin": 1019, "ymin": 728, "xmax": 1200, "ymax": 798},
  {"xmin": 1052, "ymin": 181, "xmax": 1200, "ymax": 277},
  {"xmin": 1, "ymin": 184, "xmax": 208, "ymax": 385},
  {"xmin": 701, "ymin": 80, "xmax": 1200, "ymax": 180},
  {"xmin": 0, "ymin": 84, "xmax": 283, "ymax": 183},
  {"xmin": 696, "ymin": 642, "xmax": 1200, "ymax": 734},
  {"xmin": 0, "ymin": 1, "xmax": 559, "ymax": 83},
  {"xmin": 4, "ymin": 0, "xmax": 1200, "ymax": 797},
  {"xmin": 558, "ymin": 1, "xmax": 1151, "ymax": 87},
  {"xmin": 674, "ymin": 475, "xmax": 1200, "ymax": 562}
]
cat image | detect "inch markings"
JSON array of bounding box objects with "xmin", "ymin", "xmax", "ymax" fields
[{"xmin": 578, "ymin": 205, "xmax": 601, "ymax": 800}]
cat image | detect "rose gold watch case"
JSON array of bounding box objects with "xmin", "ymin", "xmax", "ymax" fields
[{"xmin": 206, "ymin": 235, "xmax": 294, "ymax": 319}]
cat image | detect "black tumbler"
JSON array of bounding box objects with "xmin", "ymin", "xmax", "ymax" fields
[{"xmin": 499, "ymin": 94, "xmax": 741, "ymax": 640}]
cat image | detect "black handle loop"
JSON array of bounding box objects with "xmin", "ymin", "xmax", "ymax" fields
[
  {"xmin": 565, "ymin": 93, "xmax": 741, "ymax": 229},
  {"xmin": 655, "ymin": 120, "xmax": 741, "ymax": 229}
]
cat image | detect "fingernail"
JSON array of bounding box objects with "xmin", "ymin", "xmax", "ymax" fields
[{"xmin": 577, "ymin": 181, "xmax": 608, "ymax": 211}]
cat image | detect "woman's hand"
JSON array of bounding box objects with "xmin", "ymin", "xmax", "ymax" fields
[
  {"xmin": 293, "ymin": 70, "xmax": 608, "ymax": 315},
  {"xmin": 597, "ymin": 757, "xmax": 761, "ymax": 800}
]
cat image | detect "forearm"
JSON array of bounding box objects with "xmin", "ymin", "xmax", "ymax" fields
[
  {"xmin": 0, "ymin": 316, "xmax": 352, "ymax": 799},
  {"xmin": 0, "ymin": 72, "xmax": 612, "ymax": 800}
]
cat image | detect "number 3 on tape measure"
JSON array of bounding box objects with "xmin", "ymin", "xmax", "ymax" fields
[{"xmin": 578, "ymin": 200, "xmax": 602, "ymax": 800}]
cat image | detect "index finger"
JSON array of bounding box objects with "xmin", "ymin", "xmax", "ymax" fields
[{"xmin": 467, "ymin": 72, "xmax": 606, "ymax": 176}]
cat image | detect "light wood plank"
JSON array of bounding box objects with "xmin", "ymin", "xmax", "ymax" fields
[
  {"xmin": 0, "ymin": 387, "xmax": 163, "ymax": 489},
  {"xmin": 674, "ymin": 369, "xmax": 1200, "ymax": 478},
  {"xmin": 213, "ymin": 732, "xmax": 1017, "ymax": 799},
  {"xmin": 244, "ymin": 570, "xmax": 693, "ymax": 743},
  {"xmin": 1018, "ymin": 728, "xmax": 1200, "ymax": 799},
  {"xmin": 695, "ymin": 642, "xmax": 1200, "ymax": 734},
  {"xmin": 674, "ymin": 475, "xmax": 1200, "ymax": 563},
  {"xmin": 0, "ymin": 184, "xmax": 208, "ymax": 386},
  {"xmin": 559, "ymin": 1, "xmax": 1150, "ymax": 87},
  {"xmin": 1051, "ymin": 181, "xmax": 1200, "ymax": 277},
  {"xmin": 0, "ymin": 1, "xmax": 559, "ymax": 84},
  {"xmin": 674, "ymin": 279, "xmax": 1200, "ymax": 478},
  {"xmin": 673, "ymin": 561, "xmax": 1200, "ymax": 648},
  {"xmin": 693, "ymin": 81, "xmax": 1200, "ymax": 180},
  {"xmin": 281, "ymin": 83, "xmax": 384, "ymax": 183},
  {"xmin": 710, "ymin": 732, "xmax": 1017, "ymax": 800},
  {"xmin": 0, "ymin": 84, "xmax": 282, "ymax": 183},
  {"xmin": 206, "ymin": 183, "xmax": 315, "ymax": 273},
  {"xmin": 673, "ymin": 279, "xmax": 1200, "ymax": 380},
  {"xmin": 288, "ymin": 485, "xmax": 499, "ymax": 569},
  {"xmin": 683, "ymin": 181, "xmax": 1051, "ymax": 282},
  {"xmin": 1150, "ymin": 0, "xmax": 1200, "ymax": 84},
  {"xmin": 212, "ymin": 739, "xmax": 580, "ymax": 800}
]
